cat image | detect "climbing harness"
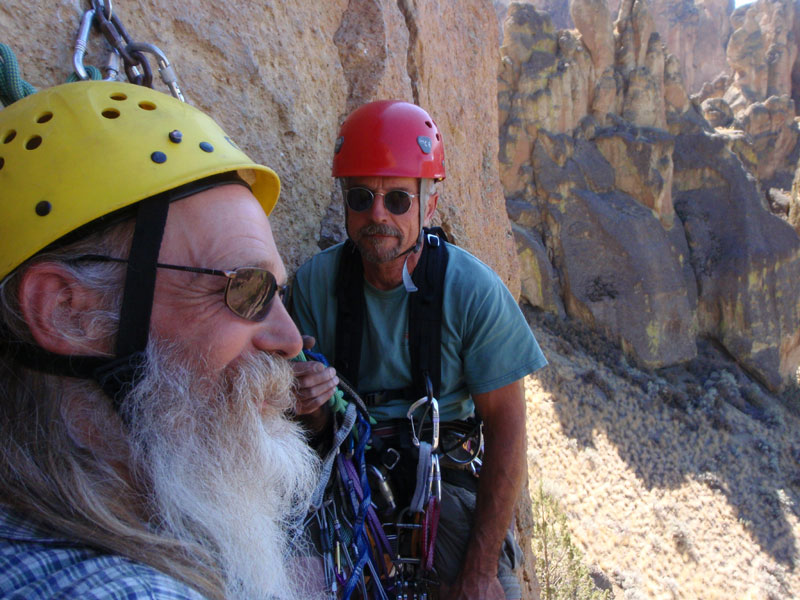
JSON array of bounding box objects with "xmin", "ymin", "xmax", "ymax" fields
[
  {"xmin": 335, "ymin": 228, "xmax": 450, "ymax": 401},
  {"xmin": 298, "ymin": 344, "xmax": 485, "ymax": 600},
  {"xmin": 357, "ymin": 378, "xmax": 484, "ymax": 599}
]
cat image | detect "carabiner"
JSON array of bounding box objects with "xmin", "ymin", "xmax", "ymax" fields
[
  {"xmin": 103, "ymin": 50, "xmax": 121, "ymax": 81},
  {"xmin": 92, "ymin": 0, "xmax": 112, "ymax": 21},
  {"xmin": 125, "ymin": 42, "xmax": 185, "ymax": 102},
  {"xmin": 428, "ymin": 454, "xmax": 441, "ymax": 501},
  {"xmin": 407, "ymin": 395, "xmax": 439, "ymax": 449},
  {"xmin": 72, "ymin": 9, "xmax": 96, "ymax": 81}
]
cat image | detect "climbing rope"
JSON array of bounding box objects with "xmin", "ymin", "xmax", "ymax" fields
[{"xmin": 0, "ymin": 44, "xmax": 37, "ymax": 107}]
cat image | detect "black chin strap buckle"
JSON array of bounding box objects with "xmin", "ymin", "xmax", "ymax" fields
[{"xmin": 92, "ymin": 351, "xmax": 148, "ymax": 412}]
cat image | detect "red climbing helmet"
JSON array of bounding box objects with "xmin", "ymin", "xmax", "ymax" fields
[{"xmin": 332, "ymin": 100, "xmax": 446, "ymax": 181}]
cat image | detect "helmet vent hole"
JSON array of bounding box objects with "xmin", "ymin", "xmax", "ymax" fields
[
  {"xmin": 138, "ymin": 101, "xmax": 157, "ymax": 111},
  {"xmin": 110, "ymin": 92, "xmax": 128, "ymax": 101},
  {"xmin": 35, "ymin": 201, "xmax": 52, "ymax": 216},
  {"xmin": 102, "ymin": 109, "xmax": 121, "ymax": 119},
  {"xmin": 3, "ymin": 130, "xmax": 16, "ymax": 144},
  {"xmin": 37, "ymin": 112, "xmax": 53, "ymax": 124},
  {"xmin": 436, "ymin": 133, "xmax": 441, "ymax": 141},
  {"xmin": 425, "ymin": 121, "xmax": 433, "ymax": 128},
  {"xmin": 25, "ymin": 136, "xmax": 42, "ymax": 150},
  {"xmin": 0, "ymin": 157, "xmax": 4, "ymax": 170}
]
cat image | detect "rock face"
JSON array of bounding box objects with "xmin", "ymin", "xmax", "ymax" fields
[
  {"xmin": 1, "ymin": 2, "xmax": 535, "ymax": 597},
  {"xmin": 500, "ymin": 0, "xmax": 800, "ymax": 390},
  {"xmin": 725, "ymin": 0, "xmax": 797, "ymax": 109},
  {"xmin": 0, "ymin": 0, "xmax": 518, "ymax": 292},
  {"xmin": 496, "ymin": 0, "xmax": 731, "ymax": 94},
  {"xmin": 649, "ymin": 0, "xmax": 731, "ymax": 94}
]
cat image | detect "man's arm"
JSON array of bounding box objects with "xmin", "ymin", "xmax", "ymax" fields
[{"xmin": 445, "ymin": 378, "xmax": 527, "ymax": 600}]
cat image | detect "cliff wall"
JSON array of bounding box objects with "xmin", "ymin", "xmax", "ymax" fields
[{"xmin": 0, "ymin": 0, "xmax": 518, "ymax": 290}]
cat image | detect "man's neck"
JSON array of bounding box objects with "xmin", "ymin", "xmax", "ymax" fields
[{"xmin": 362, "ymin": 248, "xmax": 422, "ymax": 291}]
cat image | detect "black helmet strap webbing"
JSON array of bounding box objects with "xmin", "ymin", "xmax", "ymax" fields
[
  {"xmin": 115, "ymin": 195, "xmax": 170, "ymax": 358},
  {"xmin": 334, "ymin": 228, "xmax": 448, "ymax": 401},
  {"xmin": 90, "ymin": 194, "xmax": 171, "ymax": 407}
]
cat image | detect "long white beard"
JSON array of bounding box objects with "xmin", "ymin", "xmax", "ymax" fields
[{"xmin": 126, "ymin": 344, "xmax": 320, "ymax": 600}]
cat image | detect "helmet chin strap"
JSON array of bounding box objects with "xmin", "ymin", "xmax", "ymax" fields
[
  {"xmin": 402, "ymin": 249, "xmax": 419, "ymax": 292},
  {"xmin": 401, "ymin": 185, "xmax": 429, "ymax": 292}
]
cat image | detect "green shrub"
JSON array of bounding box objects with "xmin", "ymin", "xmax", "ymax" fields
[{"xmin": 531, "ymin": 483, "xmax": 612, "ymax": 600}]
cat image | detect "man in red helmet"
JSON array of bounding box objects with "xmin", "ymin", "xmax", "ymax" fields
[{"xmin": 291, "ymin": 100, "xmax": 546, "ymax": 599}]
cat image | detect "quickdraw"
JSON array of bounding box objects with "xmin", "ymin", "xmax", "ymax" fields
[{"xmin": 388, "ymin": 377, "xmax": 443, "ymax": 598}]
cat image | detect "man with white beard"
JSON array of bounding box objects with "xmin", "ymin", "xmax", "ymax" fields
[{"xmin": 0, "ymin": 82, "xmax": 319, "ymax": 599}]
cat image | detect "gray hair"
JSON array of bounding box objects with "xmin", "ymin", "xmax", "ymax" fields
[
  {"xmin": 0, "ymin": 222, "xmax": 132, "ymax": 350},
  {"xmin": 0, "ymin": 222, "xmax": 230, "ymax": 600}
]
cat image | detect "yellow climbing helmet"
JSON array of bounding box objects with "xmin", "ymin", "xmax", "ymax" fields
[{"xmin": 0, "ymin": 81, "xmax": 280, "ymax": 280}]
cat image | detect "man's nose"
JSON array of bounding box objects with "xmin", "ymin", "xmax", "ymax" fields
[
  {"xmin": 367, "ymin": 191, "xmax": 390, "ymax": 219},
  {"xmin": 252, "ymin": 300, "xmax": 303, "ymax": 358}
]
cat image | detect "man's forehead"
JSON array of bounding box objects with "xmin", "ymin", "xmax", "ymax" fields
[
  {"xmin": 347, "ymin": 175, "xmax": 420, "ymax": 191},
  {"xmin": 164, "ymin": 186, "xmax": 285, "ymax": 276}
]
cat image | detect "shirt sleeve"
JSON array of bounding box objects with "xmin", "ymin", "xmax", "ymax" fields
[
  {"xmin": 289, "ymin": 248, "xmax": 340, "ymax": 362},
  {"xmin": 290, "ymin": 261, "xmax": 319, "ymax": 342},
  {"xmin": 459, "ymin": 267, "xmax": 547, "ymax": 395}
]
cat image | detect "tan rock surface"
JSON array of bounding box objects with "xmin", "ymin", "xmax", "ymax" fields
[
  {"xmin": 501, "ymin": 1, "xmax": 800, "ymax": 390},
  {"xmin": 521, "ymin": 310, "xmax": 800, "ymax": 599},
  {"xmin": 649, "ymin": 0, "xmax": 731, "ymax": 94},
  {"xmin": 570, "ymin": 0, "xmax": 615, "ymax": 73},
  {"xmin": 726, "ymin": 0, "xmax": 798, "ymax": 113},
  {"xmin": 672, "ymin": 123, "xmax": 800, "ymax": 391},
  {"xmin": 735, "ymin": 94, "xmax": 799, "ymax": 182},
  {"xmin": 0, "ymin": 0, "xmax": 518, "ymax": 292}
]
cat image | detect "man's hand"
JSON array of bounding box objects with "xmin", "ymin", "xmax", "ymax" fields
[
  {"xmin": 291, "ymin": 336, "xmax": 338, "ymax": 433},
  {"xmin": 440, "ymin": 573, "xmax": 506, "ymax": 600}
]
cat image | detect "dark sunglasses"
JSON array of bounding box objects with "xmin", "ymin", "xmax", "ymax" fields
[
  {"xmin": 344, "ymin": 187, "xmax": 417, "ymax": 216},
  {"xmin": 71, "ymin": 254, "xmax": 287, "ymax": 322}
]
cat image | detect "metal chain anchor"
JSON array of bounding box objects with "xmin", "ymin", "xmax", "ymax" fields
[
  {"xmin": 71, "ymin": 0, "xmax": 185, "ymax": 101},
  {"xmin": 124, "ymin": 42, "xmax": 184, "ymax": 102}
]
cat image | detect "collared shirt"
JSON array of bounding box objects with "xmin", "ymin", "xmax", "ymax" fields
[{"xmin": 0, "ymin": 505, "xmax": 206, "ymax": 599}]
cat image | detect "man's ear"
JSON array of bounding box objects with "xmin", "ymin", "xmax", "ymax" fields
[
  {"xmin": 18, "ymin": 263, "xmax": 107, "ymax": 356},
  {"xmin": 423, "ymin": 192, "xmax": 438, "ymax": 226}
]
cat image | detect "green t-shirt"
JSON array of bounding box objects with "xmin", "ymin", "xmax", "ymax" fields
[{"xmin": 291, "ymin": 242, "xmax": 547, "ymax": 422}]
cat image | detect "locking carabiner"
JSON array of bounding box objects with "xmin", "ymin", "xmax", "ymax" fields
[
  {"xmin": 125, "ymin": 42, "xmax": 185, "ymax": 102},
  {"xmin": 407, "ymin": 395, "xmax": 439, "ymax": 450}
]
